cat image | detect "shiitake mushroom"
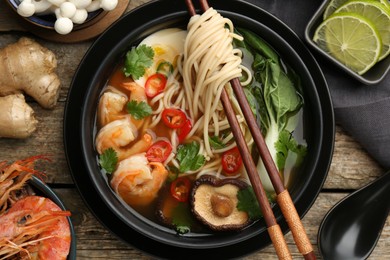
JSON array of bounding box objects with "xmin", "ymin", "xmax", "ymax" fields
[{"xmin": 190, "ymin": 175, "xmax": 252, "ymax": 231}]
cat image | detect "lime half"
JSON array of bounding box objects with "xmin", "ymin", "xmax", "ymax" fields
[
  {"xmin": 313, "ymin": 12, "xmax": 382, "ymax": 75},
  {"xmin": 379, "ymin": 0, "xmax": 390, "ymax": 9},
  {"xmin": 323, "ymin": 0, "xmax": 349, "ymax": 19},
  {"xmin": 335, "ymin": 0, "xmax": 390, "ymax": 60},
  {"xmin": 323, "ymin": 0, "xmax": 390, "ymax": 19}
]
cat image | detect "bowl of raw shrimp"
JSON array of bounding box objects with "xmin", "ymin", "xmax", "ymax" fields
[
  {"xmin": 0, "ymin": 157, "xmax": 76, "ymax": 259},
  {"xmin": 64, "ymin": 0, "xmax": 334, "ymax": 258},
  {"xmin": 30, "ymin": 176, "xmax": 77, "ymax": 259}
]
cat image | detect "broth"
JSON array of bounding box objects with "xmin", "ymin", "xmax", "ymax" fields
[{"xmin": 94, "ymin": 25, "xmax": 306, "ymax": 234}]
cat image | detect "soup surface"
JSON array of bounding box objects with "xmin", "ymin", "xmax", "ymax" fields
[{"xmin": 95, "ymin": 8, "xmax": 306, "ymax": 234}]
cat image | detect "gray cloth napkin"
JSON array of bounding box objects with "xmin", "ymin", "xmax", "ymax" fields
[{"xmin": 246, "ymin": 0, "xmax": 390, "ymax": 169}]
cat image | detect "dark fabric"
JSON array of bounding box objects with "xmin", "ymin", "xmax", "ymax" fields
[{"xmin": 246, "ymin": 0, "xmax": 390, "ymax": 169}]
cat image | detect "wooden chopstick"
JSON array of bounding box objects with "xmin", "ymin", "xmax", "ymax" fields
[
  {"xmin": 230, "ymin": 78, "xmax": 316, "ymax": 260},
  {"xmin": 185, "ymin": 1, "xmax": 316, "ymax": 260},
  {"xmin": 185, "ymin": 1, "xmax": 289, "ymax": 259}
]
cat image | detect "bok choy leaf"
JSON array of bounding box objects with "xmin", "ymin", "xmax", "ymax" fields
[{"xmin": 235, "ymin": 28, "xmax": 307, "ymax": 192}]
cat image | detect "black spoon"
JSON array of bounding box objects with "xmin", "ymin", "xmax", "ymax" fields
[{"xmin": 318, "ymin": 171, "xmax": 390, "ymax": 260}]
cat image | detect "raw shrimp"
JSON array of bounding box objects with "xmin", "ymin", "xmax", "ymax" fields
[
  {"xmin": 0, "ymin": 155, "xmax": 49, "ymax": 213},
  {"xmin": 0, "ymin": 196, "xmax": 71, "ymax": 260},
  {"xmin": 98, "ymin": 89, "xmax": 128, "ymax": 127},
  {"xmin": 110, "ymin": 153, "xmax": 168, "ymax": 206},
  {"xmin": 95, "ymin": 115, "xmax": 138, "ymax": 159}
]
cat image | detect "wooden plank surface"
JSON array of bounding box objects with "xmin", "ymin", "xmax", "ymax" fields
[
  {"xmin": 0, "ymin": 0, "xmax": 389, "ymax": 259},
  {"xmin": 57, "ymin": 188, "xmax": 390, "ymax": 259}
]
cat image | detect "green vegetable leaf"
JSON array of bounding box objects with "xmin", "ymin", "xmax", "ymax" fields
[
  {"xmin": 209, "ymin": 136, "xmax": 225, "ymax": 149},
  {"xmin": 176, "ymin": 141, "xmax": 205, "ymax": 173},
  {"xmin": 99, "ymin": 148, "xmax": 118, "ymax": 174},
  {"xmin": 123, "ymin": 44, "xmax": 154, "ymax": 79},
  {"xmin": 126, "ymin": 100, "xmax": 152, "ymax": 120},
  {"xmin": 237, "ymin": 27, "xmax": 280, "ymax": 65},
  {"xmin": 172, "ymin": 203, "xmax": 193, "ymax": 234},
  {"xmin": 237, "ymin": 187, "xmax": 262, "ymax": 220},
  {"xmin": 237, "ymin": 187, "xmax": 276, "ymax": 220},
  {"xmin": 166, "ymin": 165, "xmax": 180, "ymax": 182},
  {"xmin": 243, "ymin": 87, "xmax": 258, "ymax": 118},
  {"xmin": 275, "ymin": 130, "xmax": 307, "ymax": 170}
]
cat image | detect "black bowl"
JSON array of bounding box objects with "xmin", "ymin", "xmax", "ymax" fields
[
  {"xmin": 30, "ymin": 176, "xmax": 76, "ymax": 260},
  {"xmin": 64, "ymin": 0, "xmax": 334, "ymax": 258}
]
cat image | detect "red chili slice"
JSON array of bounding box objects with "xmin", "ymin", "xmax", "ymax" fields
[
  {"xmin": 146, "ymin": 140, "xmax": 172, "ymax": 162},
  {"xmin": 177, "ymin": 119, "xmax": 192, "ymax": 143},
  {"xmin": 145, "ymin": 73, "xmax": 167, "ymax": 98},
  {"xmin": 161, "ymin": 108, "xmax": 187, "ymax": 129},
  {"xmin": 221, "ymin": 147, "xmax": 243, "ymax": 174},
  {"xmin": 170, "ymin": 176, "xmax": 191, "ymax": 202}
]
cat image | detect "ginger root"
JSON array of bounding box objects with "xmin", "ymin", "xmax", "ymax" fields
[
  {"xmin": 0, "ymin": 37, "xmax": 61, "ymax": 109},
  {"xmin": 0, "ymin": 94, "xmax": 38, "ymax": 138}
]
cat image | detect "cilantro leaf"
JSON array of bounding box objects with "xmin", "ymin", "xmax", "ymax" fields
[
  {"xmin": 126, "ymin": 100, "xmax": 152, "ymax": 120},
  {"xmin": 172, "ymin": 203, "xmax": 193, "ymax": 234},
  {"xmin": 237, "ymin": 187, "xmax": 276, "ymax": 220},
  {"xmin": 99, "ymin": 148, "xmax": 118, "ymax": 174},
  {"xmin": 275, "ymin": 129, "xmax": 307, "ymax": 170},
  {"xmin": 176, "ymin": 141, "xmax": 205, "ymax": 173},
  {"xmin": 123, "ymin": 44, "xmax": 154, "ymax": 79},
  {"xmin": 237, "ymin": 187, "xmax": 262, "ymax": 220},
  {"xmin": 209, "ymin": 136, "xmax": 225, "ymax": 149}
]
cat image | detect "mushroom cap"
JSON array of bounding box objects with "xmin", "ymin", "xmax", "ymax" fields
[
  {"xmin": 17, "ymin": 1, "xmax": 36, "ymax": 17},
  {"xmin": 54, "ymin": 17, "xmax": 73, "ymax": 34},
  {"xmin": 190, "ymin": 175, "xmax": 251, "ymax": 231},
  {"xmin": 59, "ymin": 2, "xmax": 76, "ymax": 18}
]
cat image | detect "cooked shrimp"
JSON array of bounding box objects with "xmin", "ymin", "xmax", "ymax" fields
[
  {"xmin": 0, "ymin": 155, "xmax": 49, "ymax": 213},
  {"xmin": 122, "ymin": 82, "xmax": 147, "ymax": 103},
  {"xmin": 98, "ymin": 89, "xmax": 128, "ymax": 127},
  {"xmin": 0, "ymin": 196, "xmax": 71, "ymax": 260},
  {"xmin": 122, "ymin": 81, "xmax": 149, "ymax": 129},
  {"xmin": 95, "ymin": 116, "xmax": 138, "ymax": 159},
  {"xmin": 110, "ymin": 153, "xmax": 168, "ymax": 206},
  {"xmin": 119, "ymin": 133, "xmax": 153, "ymax": 160}
]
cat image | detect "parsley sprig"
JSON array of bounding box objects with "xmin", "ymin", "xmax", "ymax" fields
[
  {"xmin": 237, "ymin": 187, "xmax": 275, "ymax": 220},
  {"xmin": 126, "ymin": 100, "xmax": 152, "ymax": 120},
  {"xmin": 176, "ymin": 141, "xmax": 205, "ymax": 173},
  {"xmin": 123, "ymin": 44, "xmax": 154, "ymax": 79},
  {"xmin": 99, "ymin": 148, "xmax": 118, "ymax": 174}
]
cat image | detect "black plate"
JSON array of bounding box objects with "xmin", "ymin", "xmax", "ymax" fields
[{"xmin": 64, "ymin": 0, "xmax": 334, "ymax": 258}]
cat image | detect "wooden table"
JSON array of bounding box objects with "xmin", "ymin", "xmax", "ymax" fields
[{"xmin": 0, "ymin": 0, "xmax": 389, "ymax": 259}]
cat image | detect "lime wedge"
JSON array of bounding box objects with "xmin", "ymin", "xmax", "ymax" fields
[
  {"xmin": 335, "ymin": 0, "xmax": 390, "ymax": 60},
  {"xmin": 313, "ymin": 12, "xmax": 382, "ymax": 75}
]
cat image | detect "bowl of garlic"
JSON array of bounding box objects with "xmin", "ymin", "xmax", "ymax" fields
[{"xmin": 7, "ymin": 0, "xmax": 118, "ymax": 35}]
